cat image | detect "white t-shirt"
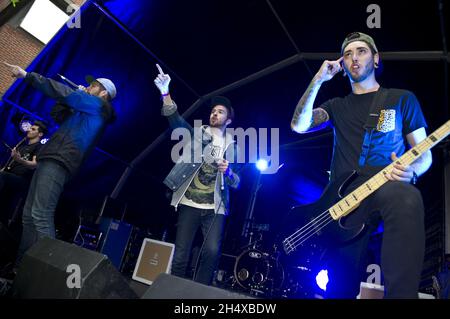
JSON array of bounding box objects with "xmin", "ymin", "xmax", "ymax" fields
[{"xmin": 179, "ymin": 129, "xmax": 225, "ymax": 210}]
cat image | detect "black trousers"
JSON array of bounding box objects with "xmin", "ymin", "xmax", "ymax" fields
[
  {"xmin": 0, "ymin": 171, "xmax": 28, "ymax": 226},
  {"xmin": 326, "ymin": 180, "xmax": 425, "ymax": 299},
  {"xmin": 171, "ymin": 204, "xmax": 226, "ymax": 285}
]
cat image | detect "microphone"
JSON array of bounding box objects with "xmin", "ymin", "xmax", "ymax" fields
[
  {"xmin": 57, "ymin": 74, "xmax": 79, "ymax": 89},
  {"xmin": 215, "ymin": 158, "xmax": 225, "ymax": 191}
]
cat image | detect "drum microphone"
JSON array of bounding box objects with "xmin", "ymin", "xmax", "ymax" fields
[{"xmin": 57, "ymin": 74, "xmax": 79, "ymax": 89}]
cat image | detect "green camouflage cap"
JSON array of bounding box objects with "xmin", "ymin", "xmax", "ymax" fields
[{"xmin": 341, "ymin": 32, "xmax": 378, "ymax": 54}]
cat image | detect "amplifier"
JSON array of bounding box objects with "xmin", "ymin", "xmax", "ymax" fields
[
  {"xmin": 132, "ymin": 238, "xmax": 175, "ymax": 285},
  {"xmin": 98, "ymin": 217, "xmax": 133, "ymax": 270}
]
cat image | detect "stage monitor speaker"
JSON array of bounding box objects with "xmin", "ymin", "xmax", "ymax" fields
[
  {"xmin": 11, "ymin": 237, "xmax": 138, "ymax": 299},
  {"xmin": 0, "ymin": 222, "xmax": 18, "ymax": 265},
  {"xmin": 141, "ymin": 273, "xmax": 255, "ymax": 299},
  {"xmin": 357, "ymin": 282, "xmax": 435, "ymax": 299}
]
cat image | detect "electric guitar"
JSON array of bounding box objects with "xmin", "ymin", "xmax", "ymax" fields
[
  {"xmin": 1, "ymin": 137, "xmax": 26, "ymax": 171},
  {"xmin": 281, "ymin": 119, "xmax": 450, "ymax": 256}
]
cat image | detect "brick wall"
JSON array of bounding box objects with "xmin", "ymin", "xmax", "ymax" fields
[
  {"xmin": 0, "ymin": 0, "xmax": 10, "ymax": 13},
  {"xmin": 0, "ymin": 0, "xmax": 87, "ymax": 96},
  {"xmin": 72, "ymin": 0, "xmax": 86, "ymax": 7},
  {"xmin": 0, "ymin": 24, "xmax": 43, "ymax": 95}
]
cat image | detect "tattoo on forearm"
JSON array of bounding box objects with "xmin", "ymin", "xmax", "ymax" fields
[
  {"xmin": 292, "ymin": 81, "xmax": 317, "ymax": 126},
  {"xmin": 311, "ymin": 108, "xmax": 329, "ymax": 129}
]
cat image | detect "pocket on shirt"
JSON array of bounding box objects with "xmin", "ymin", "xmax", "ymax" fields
[{"xmin": 376, "ymin": 109, "xmax": 396, "ymax": 133}]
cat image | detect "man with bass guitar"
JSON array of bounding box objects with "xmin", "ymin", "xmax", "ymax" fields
[{"xmin": 290, "ymin": 32, "xmax": 432, "ymax": 298}]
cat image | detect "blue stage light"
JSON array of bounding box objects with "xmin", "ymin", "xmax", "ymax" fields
[
  {"xmin": 316, "ymin": 269, "xmax": 329, "ymax": 291},
  {"xmin": 19, "ymin": 119, "xmax": 32, "ymax": 133},
  {"xmin": 256, "ymin": 159, "xmax": 268, "ymax": 171}
]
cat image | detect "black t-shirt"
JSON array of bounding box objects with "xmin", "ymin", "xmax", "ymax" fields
[
  {"xmin": 5, "ymin": 141, "xmax": 42, "ymax": 179},
  {"xmin": 320, "ymin": 88, "xmax": 427, "ymax": 182}
]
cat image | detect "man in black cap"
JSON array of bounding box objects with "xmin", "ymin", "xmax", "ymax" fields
[
  {"xmin": 154, "ymin": 64, "xmax": 241, "ymax": 285},
  {"xmin": 290, "ymin": 32, "xmax": 432, "ymax": 298}
]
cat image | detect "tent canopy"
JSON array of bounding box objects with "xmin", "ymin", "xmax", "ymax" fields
[{"xmin": 0, "ymin": 0, "xmax": 448, "ymax": 242}]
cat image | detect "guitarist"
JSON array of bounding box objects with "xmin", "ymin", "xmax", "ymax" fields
[
  {"xmin": 0, "ymin": 121, "xmax": 47, "ymax": 226},
  {"xmin": 290, "ymin": 32, "xmax": 432, "ymax": 298}
]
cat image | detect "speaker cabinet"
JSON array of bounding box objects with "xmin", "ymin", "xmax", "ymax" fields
[
  {"xmin": 142, "ymin": 273, "xmax": 254, "ymax": 299},
  {"xmin": 12, "ymin": 237, "xmax": 137, "ymax": 299}
]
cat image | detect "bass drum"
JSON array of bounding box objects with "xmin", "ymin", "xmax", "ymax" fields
[{"xmin": 234, "ymin": 248, "xmax": 284, "ymax": 294}]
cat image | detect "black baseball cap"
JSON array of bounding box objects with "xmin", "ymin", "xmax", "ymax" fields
[
  {"xmin": 210, "ymin": 96, "xmax": 234, "ymax": 121},
  {"xmin": 341, "ymin": 32, "xmax": 378, "ymax": 54}
]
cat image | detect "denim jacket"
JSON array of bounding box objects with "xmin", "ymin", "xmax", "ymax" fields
[{"xmin": 161, "ymin": 101, "xmax": 241, "ymax": 215}]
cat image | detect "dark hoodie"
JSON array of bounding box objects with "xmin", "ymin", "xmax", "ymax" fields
[{"xmin": 24, "ymin": 72, "xmax": 116, "ymax": 176}]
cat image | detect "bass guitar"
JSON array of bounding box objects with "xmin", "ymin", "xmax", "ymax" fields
[{"xmin": 282, "ymin": 120, "xmax": 450, "ymax": 255}]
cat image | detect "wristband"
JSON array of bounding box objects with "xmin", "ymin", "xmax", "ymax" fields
[{"xmin": 410, "ymin": 171, "xmax": 418, "ymax": 185}]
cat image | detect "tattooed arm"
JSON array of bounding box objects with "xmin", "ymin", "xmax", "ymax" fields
[
  {"xmin": 290, "ymin": 77, "xmax": 327, "ymax": 133},
  {"xmin": 291, "ymin": 58, "xmax": 343, "ymax": 133}
]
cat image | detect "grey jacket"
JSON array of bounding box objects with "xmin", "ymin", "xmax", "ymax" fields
[{"xmin": 162, "ymin": 101, "xmax": 241, "ymax": 215}]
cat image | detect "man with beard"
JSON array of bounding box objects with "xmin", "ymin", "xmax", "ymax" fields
[
  {"xmin": 3, "ymin": 62, "xmax": 116, "ymax": 273},
  {"xmin": 290, "ymin": 32, "xmax": 432, "ymax": 298},
  {"xmin": 0, "ymin": 121, "xmax": 47, "ymax": 226},
  {"xmin": 154, "ymin": 64, "xmax": 240, "ymax": 286}
]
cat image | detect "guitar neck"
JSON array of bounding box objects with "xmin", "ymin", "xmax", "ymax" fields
[{"xmin": 329, "ymin": 120, "xmax": 450, "ymax": 220}]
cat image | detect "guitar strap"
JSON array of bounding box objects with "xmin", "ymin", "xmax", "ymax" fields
[{"xmin": 358, "ymin": 87, "xmax": 389, "ymax": 167}]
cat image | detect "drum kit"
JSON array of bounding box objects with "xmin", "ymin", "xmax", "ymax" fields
[
  {"xmin": 225, "ymin": 223, "xmax": 321, "ymax": 298},
  {"xmin": 233, "ymin": 243, "xmax": 284, "ymax": 297}
]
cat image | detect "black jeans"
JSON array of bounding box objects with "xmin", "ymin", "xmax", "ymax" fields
[
  {"xmin": 0, "ymin": 171, "xmax": 28, "ymax": 226},
  {"xmin": 171, "ymin": 204, "xmax": 226, "ymax": 285},
  {"xmin": 326, "ymin": 181, "xmax": 425, "ymax": 299}
]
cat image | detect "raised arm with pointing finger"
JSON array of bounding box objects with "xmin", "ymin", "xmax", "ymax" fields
[
  {"xmin": 3, "ymin": 61, "xmax": 74, "ymax": 100},
  {"xmin": 154, "ymin": 63, "xmax": 173, "ymax": 104},
  {"xmin": 153, "ymin": 64, "xmax": 196, "ymax": 133}
]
